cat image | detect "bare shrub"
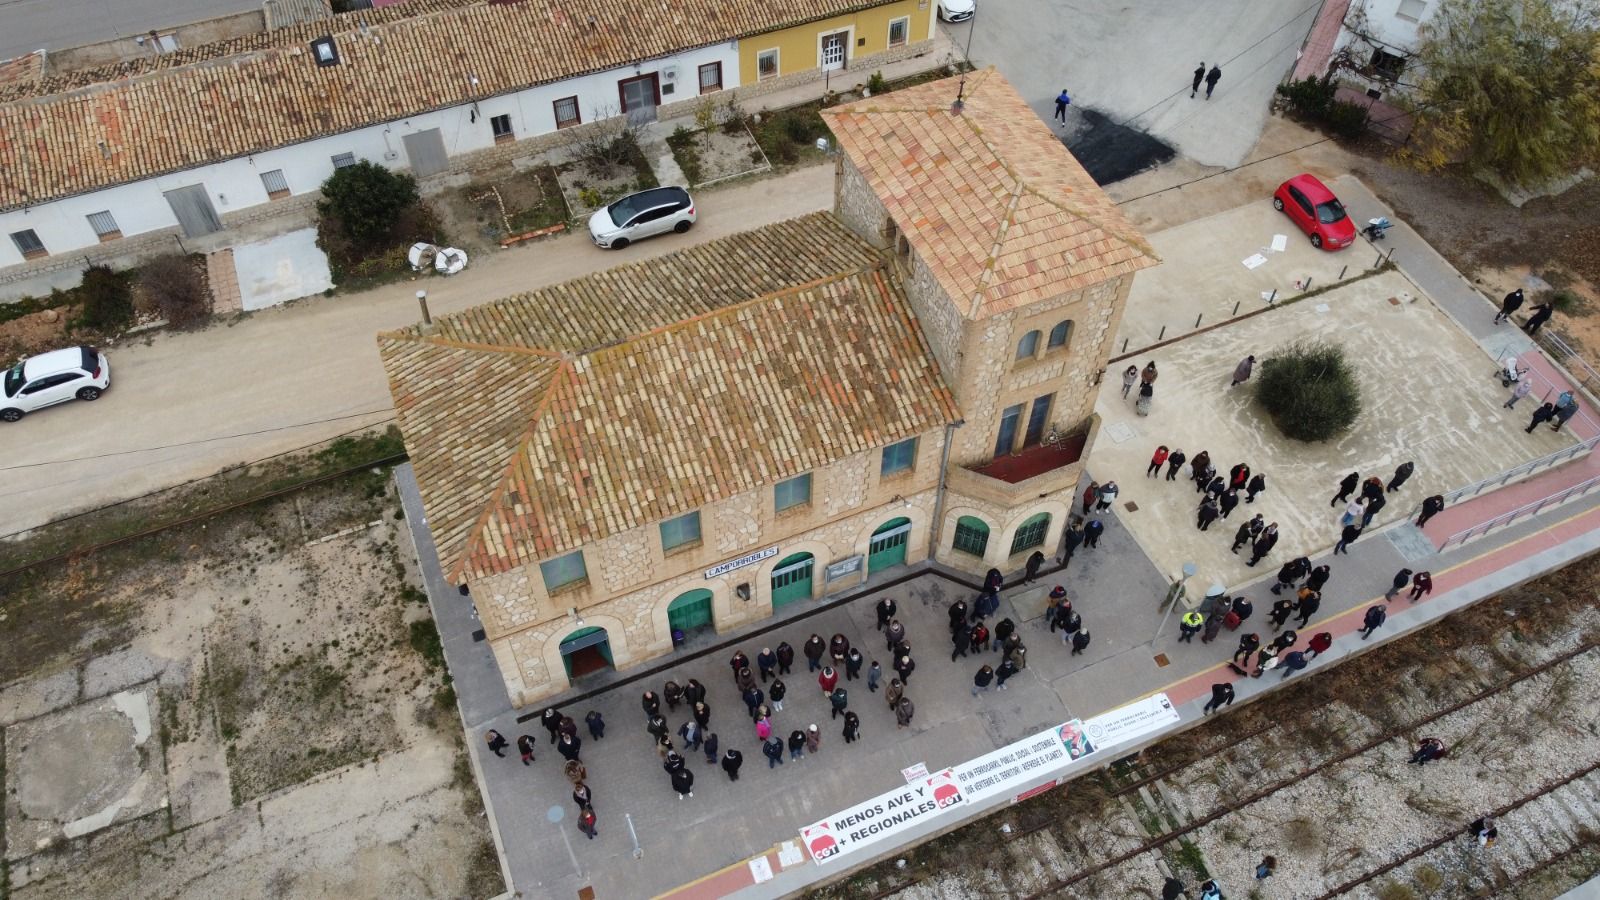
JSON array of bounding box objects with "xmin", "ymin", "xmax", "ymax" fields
[{"xmin": 140, "ymin": 253, "xmax": 211, "ymax": 328}]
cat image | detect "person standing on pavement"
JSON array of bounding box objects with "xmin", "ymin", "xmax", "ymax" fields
[
  {"xmin": 1054, "ymin": 88, "xmax": 1072, "ymax": 123},
  {"xmin": 1246, "ymin": 523, "xmax": 1279, "ymax": 567},
  {"xmin": 485, "ymin": 729, "xmax": 509, "ymax": 757},
  {"xmin": 1246, "ymin": 473, "xmax": 1267, "ymax": 503},
  {"xmin": 1335, "ymin": 523, "xmax": 1363, "ymax": 555},
  {"xmin": 803, "ymin": 634, "xmax": 826, "ymax": 672},
  {"xmin": 735, "ymin": 665, "xmax": 757, "ymax": 695},
  {"xmin": 995, "ymin": 658, "xmax": 1020, "ymax": 690},
  {"xmin": 829, "ymin": 686, "xmax": 849, "ymax": 720},
  {"xmin": 1025, "ymin": 550, "xmax": 1046, "ymax": 582},
  {"xmin": 843, "ymin": 710, "xmax": 861, "ymax": 743},
  {"xmin": 1271, "ymin": 557, "xmax": 1308, "ymax": 595},
  {"xmin": 1279, "ymin": 650, "xmax": 1308, "ymax": 679},
  {"xmin": 1305, "ymin": 564, "xmax": 1331, "ymax": 594},
  {"xmin": 1417, "ymin": 495, "xmax": 1446, "ymax": 527},
  {"xmin": 769, "ymin": 678, "xmax": 787, "ymax": 712},
  {"xmin": 829, "ymin": 633, "xmax": 850, "ymax": 667},
  {"xmin": 1229, "ymin": 517, "xmax": 1256, "ymax": 553},
  {"xmin": 769, "ymin": 643, "xmax": 791, "ymax": 676},
  {"xmin": 806, "ymin": 724, "xmax": 822, "ymax": 755},
  {"xmin": 1233, "ymin": 632, "xmax": 1260, "ymax": 666},
  {"xmin": 1165, "ymin": 448, "xmax": 1187, "ymax": 481},
  {"xmin": 1204, "ymin": 64, "xmax": 1222, "ymax": 99},
  {"xmin": 1148, "ymin": 445, "xmax": 1170, "ymax": 477},
  {"xmin": 516, "ymin": 734, "xmax": 536, "ymax": 765},
  {"xmin": 1059, "ymin": 521, "xmax": 1085, "ymax": 567},
  {"xmin": 885, "ymin": 677, "xmax": 904, "ymax": 711},
  {"xmin": 1179, "ymin": 611, "xmax": 1204, "ymax": 643},
  {"xmin": 970, "ymin": 620, "xmax": 991, "ymax": 653},
  {"xmin": 1072, "ymin": 630, "xmax": 1092, "ymax": 655},
  {"xmin": 1083, "ymin": 481, "xmax": 1100, "ymax": 515},
  {"xmin": 702, "ymin": 731, "xmax": 718, "ymax": 765},
  {"xmin": 894, "ymin": 696, "xmax": 917, "ymax": 729},
  {"xmin": 875, "ymin": 597, "xmax": 897, "ymax": 632},
  {"xmin": 1121, "ymin": 365, "xmax": 1139, "ymax": 399},
  {"xmin": 1293, "ymin": 590, "xmax": 1321, "ymax": 629},
  {"xmin": 693, "ymin": 702, "xmax": 711, "ymax": 731},
  {"xmin": 756, "ymin": 647, "xmax": 777, "ymax": 683},
  {"xmin": 721, "ymin": 746, "xmax": 743, "ymax": 780},
  {"xmin": 1553, "ymin": 391, "xmax": 1581, "ymax": 432},
  {"xmin": 584, "ymin": 710, "xmax": 606, "ymax": 740},
  {"xmin": 676, "ymin": 720, "xmax": 700, "ymax": 754},
  {"xmin": 1362, "ymin": 493, "xmax": 1386, "ymax": 528},
  {"xmin": 663, "ymin": 680, "xmax": 684, "ymax": 713},
  {"xmin": 845, "ymin": 647, "xmax": 864, "ymax": 681},
  {"xmin": 728, "ymin": 652, "xmax": 749, "ymax": 684},
  {"xmin": 1231, "ymin": 354, "xmax": 1255, "ymax": 386},
  {"xmin": 894, "ymin": 654, "xmax": 916, "ymax": 685},
  {"xmin": 1387, "ymin": 461, "xmax": 1415, "ymax": 493},
  {"xmin": 762, "ymin": 735, "xmax": 784, "ymax": 768},
  {"xmin": 1083, "ymin": 518, "xmax": 1105, "ymax": 548},
  {"xmin": 1268, "ymin": 596, "xmax": 1295, "ymax": 631},
  {"xmin": 540, "ymin": 707, "xmax": 563, "ymax": 745},
  {"xmin": 577, "ymin": 805, "xmax": 598, "ymax": 840},
  {"xmin": 1306, "ymin": 631, "xmax": 1333, "ymax": 659},
  {"xmin": 1409, "ymin": 571, "xmax": 1434, "ymax": 602},
  {"xmin": 787, "ymin": 729, "xmax": 806, "ymax": 761},
  {"xmin": 741, "ymin": 686, "xmax": 764, "ymax": 720},
  {"xmin": 557, "ymin": 732, "xmax": 583, "ymax": 763},
  {"xmin": 1218, "ymin": 488, "xmax": 1240, "ymax": 520},
  {"xmin": 1191, "ymin": 62, "xmax": 1206, "ymax": 98},
  {"xmin": 884, "ymin": 619, "xmax": 906, "ymax": 653},
  {"xmin": 994, "ymin": 618, "xmax": 1016, "ymax": 653},
  {"xmin": 1197, "ymin": 495, "xmax": 1220, "ymax": 531},
  {"xmin": 951, "ymin": 623, "xmax": 971, "ymax": 661},
  {"xmin": 1096, "ymin": 481, "xmax": 1120, "ymax": 512},
  {"xmin": 1384, "ymin": 567, "xmax": 1413, "ymax": 601},
  {"xmin": 1527, "ymin": 401, "xmax": 1558, "ymax": 433},
  {"xmin": 972, "ymin": 664, "xmax": 995, "ymax": 696},
  {"xmin": 1495, "ymin": 288, "xmax": 1524, "ymax": 324},
  {"xmin": 1524, "ymin": 301, "xmax": 1554, "ymax": 335},
  {"xmin": 1202, "ymin": 682, "xmax": 1235, "ymax": 715},
  {"xmin": 1504, "ymin": 378, "xmax": 1532, "ymax": 409},
  {"xmin": 1359, "ymin": 604, "xmax": 1387, "ymax": 639},
  {"xmin": 571, "ymin": 781, "xmax": 593, "ymax": 812},
  {"xmin": 1058, "ymin": 609, "xmax": 1083, "ymax": 644},
  {"xmin": 866, "ymin": 660, "xmax": 882, "ymax": 693},
  {"xmin": 1331, "ymin": 471, "xmax": 1360, "ymax": 507},
  {"xmin": 818, "ymin": 666, "xmax": 838, "ymax": 696},
  {"xmin": 1201, "ymin": 597, "xmax": 1232, "ymax": 644}
]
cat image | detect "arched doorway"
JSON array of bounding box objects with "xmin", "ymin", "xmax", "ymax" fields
[
  {"xmin": 668, "ymin": 589, "xmax": 714, "ymax": 643},
  {"xmin": 1009, "ymin": 512, "xmax": 1051, "ymax": 557},
  {"xmin": 952, "ymin": 515, "xmax": 991, "ymax": 558},
  {"xmin": 770, "ymin": 553, "xmax": 815, "ymax": 608},
  {"xmin": 559, "ymin": 626, "xmax": 614, "ymax": 678},
  {"xmin": 868, "ymin": 516, "xmax": 912, "ymax": 574}
]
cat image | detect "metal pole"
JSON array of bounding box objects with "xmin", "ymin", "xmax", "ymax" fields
[
  {"xmin": 1302, "ymin": 277, "xmax": 1313, "ymax": 293},
  {"xmin": 1268, "ymin": 289, "xmax": 1277, "ymax": 305},
  {"xmin": 1338, "ymin": 265, "xmax": 1347, "ymax": 280},
  {"xmin": 1375, "ymin": 252, "xmax": 1383, "ymax": 269},
  {"xmin": 1154, "ymin": 579, "xmax": 1184, "ymax": 643},
  {"xmin": 1157, "ymin": 325, "xmax": 1166, "ymax": 341},
  {"xmin": 1194, "ymin": 312, "xmax": 1203, "ymax": 328},
  {"xmin": 1384, "ymin": 247, "xmax": 1396, "ymax": 263},
  {"xmin": 627, "ymin": 812, "xmax": 644, "ymax": 859},
  {"xmin": 1122, "ymin": 337, "xmax": 1128, "ymax": 354},
  {"xmin": 1232, "ymin": 301, "xmax": 1240, "ymax": 316}
]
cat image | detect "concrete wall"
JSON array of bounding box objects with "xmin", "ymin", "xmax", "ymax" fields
[
  {"xmin": 735, "ymin": 0, "xmax": 934, "ymax": 87},
  {"xmin": 1332, "ymin": 0, "xmax": 1438, "ymax": 96},
  {"xmin": 470, "ymin": 428, "xmax": 948, "ymax": 707},
  {"xmin": 43, "ymin": 9, "xmax": 267, "ymax": 73},
  {"xmin": 0, "ymin": 42, "xmax": 739, "ymax": 284}
]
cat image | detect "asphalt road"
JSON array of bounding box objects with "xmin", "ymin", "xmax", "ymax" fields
[
  {"xmin": 0, "ymin": 167, "xmax": 836, "ymax": 537},
  {"xmin": 945, "ymin": 0, "xmax": 1322, "ymax": 173},
  {"xmin": 0, "ymin": 0, "xmax": 259, "ymax": 59}
]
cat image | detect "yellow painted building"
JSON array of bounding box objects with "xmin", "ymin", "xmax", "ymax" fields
[{"xmin": 737, "ymin": 0, "xmax": 935, "ymax": 87}]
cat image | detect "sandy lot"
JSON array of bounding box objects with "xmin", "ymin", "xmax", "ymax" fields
[
  {"xmin": 0, "ymin": 468, "xmax": 501, "ymax": 899},
  {"xmin": 1090, "ymin": 267, "xmax": 1577, "ymax": 588}
]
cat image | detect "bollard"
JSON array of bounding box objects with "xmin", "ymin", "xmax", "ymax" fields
[
  {"xmin": 1302, "ymin": 277, "xmax": 1313, "ymax": 293},
  {"xmin": 1338, "ymin": 265, "xmax": 1348, "ymax": 280},
  {"xmin": 1375, "ymin": 252, "xmax": 1384, "ymax": 269},
  {"xmin": 1157, "ymin": 325, "xmax": 1167, "ymax": 341},
  {"xmin": 1195, "ymin": 312, "xmax": 1203, "ymax": 328},
  {"xmin": 1267, "ymin": 289, "xmax": 1277, "ymax": 305},
  {"xmin": 1232, "ymin": 300, "xmax": 1240, "ymax": 316},
  {"xmin": 1384, "ymin": 247, "xmax": 1396, "ymax": 263},
  {"xmin": 1121, "ymin": 337, "xmax": 1128, "ymax": 354}
]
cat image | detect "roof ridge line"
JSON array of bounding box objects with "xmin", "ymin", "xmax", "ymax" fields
[
  {"xmin": 578, "ymin": 261, "xmax": 886, "ymax": 358},
  {"xmin": 1012, "ymin": 180, "xmax": 1159, "ymax": 260},
  {"xmin": 966, "ymin": 174, "xmax": 1026, "ymax": 317},
  {"xmin": 453, "ymin": 357, "xmax": 575, "ymax": 581}
]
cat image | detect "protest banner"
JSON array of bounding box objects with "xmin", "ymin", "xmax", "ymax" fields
[{"xmin": 800, "ymin": 768, "xmax": 965, "ymax": 864}]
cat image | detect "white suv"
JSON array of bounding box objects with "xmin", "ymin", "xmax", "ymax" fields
[
  {"xmin": 1, "ymin": 345, "xmax": 111, "ymax": 422},
  {"xmin": 588, "ymin": 186, "xmax": 696, "ymax": 250}
]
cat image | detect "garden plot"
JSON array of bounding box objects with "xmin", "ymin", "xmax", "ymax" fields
[
  {"xmin": 437, "ymin": 164, "xmax": 569, "ymax": 248},
  {"xmin": 0, "ymin": 466, "xmax": 500, "ymax": 899},
  {"xmin": 668, "ymin": 121, "xmax": 770, "ymax": 186},
  {"xmin": 553, "ymin": 133, "xmax": 659, "ymax": 220}
]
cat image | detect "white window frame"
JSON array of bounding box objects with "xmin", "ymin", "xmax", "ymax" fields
[
  {"xmin": 888, "ymin": 16, "xmax": 910, "ymax": 48},
  {"xmin": 86, "ymin": 211, "xmax": 121, "ymax": 242},
  {"xmin": 757, "ymin": 48, "xmax": 780, "ymax": 81}
]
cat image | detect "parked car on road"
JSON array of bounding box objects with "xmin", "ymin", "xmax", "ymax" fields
[
  {"xmin": 938, "ymin": 0, "xmax": 975, "ymax": 22},
  {"xmin": 1, "ymin": 346, "xmax": 111, "ymax": 422},
  {"xmin": 588, "ymin": 186, "xmax": 696, "ymax": 250},
  {"xmin": 1273, "ymin": 174, "xmax": 1355, "ymax": 250}
]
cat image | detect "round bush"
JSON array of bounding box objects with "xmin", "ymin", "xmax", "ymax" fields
[{"xmin": 1253, "ymin": 341, "xmax": 1362, "ymax": 442}]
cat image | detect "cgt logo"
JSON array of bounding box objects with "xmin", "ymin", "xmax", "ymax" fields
[
  {"xmin": 803, "ymin": 823, "xmax": 840, "ymax": 861},
  {"xmin": 927, "ymin": 770, "xmax": 965, "ymax": 810}
]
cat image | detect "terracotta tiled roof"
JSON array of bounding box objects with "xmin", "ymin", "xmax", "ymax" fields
[
  {"xmin": 378, "ymin": 213, "xmax": 958, "ymax": 579},
  {"xmin": 0, "ymin": 0, "xmax": 905, "ymax": 211},
  {"xmin": 822, "ymin": 68, "xmax": 1159, "ymax": 319}
]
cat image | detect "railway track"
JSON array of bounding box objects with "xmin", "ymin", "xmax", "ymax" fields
[{"xmin": 850, "ymin": 621, "xmax": 1600, "ymax": 900}]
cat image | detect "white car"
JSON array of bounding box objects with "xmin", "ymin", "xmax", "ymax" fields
[
  {"xmin": 1, "ymin": 345, "xmax": 111, "ymax": 422},
  {"xmin": 588, "ymin": 186, "xmax": 696, "ymax": 250},
  {"xmin": 938, "ymin": 0, "xmax": 975, "ymax": 22}
]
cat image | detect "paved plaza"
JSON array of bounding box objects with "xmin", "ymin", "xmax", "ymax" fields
[{"xmin": 1095, "ymin": 266, "xmax": 1577, "ymax": 588}]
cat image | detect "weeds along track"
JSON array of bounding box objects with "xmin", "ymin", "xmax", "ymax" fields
[{"xmin": 847, "ymin": 591, "xmax": 1600, "ymax": 900}]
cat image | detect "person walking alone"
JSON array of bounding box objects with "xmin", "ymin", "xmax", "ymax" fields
[
  {"xmin": 1359, "ymin": 604, "xmax": 1387, "ymax": 639},
  {"xmin": 1202, "ymin": 682, "xmax": 1234, "ymax": 715},
  {"xmin": 1054, "ymin": 88, "xmax": 1072, "ymax": 124},
  {"xmin": 1504, "ymin": 378, "xmax": 1532, "ymax": 409},
  {"xmin": 1495, "ymin": 288, "xmax": 1524, "ymax": 324},
  {"xmin": 1231, "ymin": 354, "xmax": 1255, "ymax": 386},
  {"xmin": 1191, "ymin": 62, "xmax": 1206, "ymax": 98},
  {"xmin": 1387, "ymin": 461, "xmax": 1415, "ymax": 493},
  {"xmin": 1204, "ymin": 64, "xmax": 1222, "ymax": 99},
  {"xmin": 1335, "ymin": 523, "xmax": 1362, "ymax": 555},
  {"xmin": 1524, "ymin": 301, "xmax": 1554, "ymax": 336},
  {"xmin": 1417, "ymin": 494, "xmax": 1445, "ymax": 527}
]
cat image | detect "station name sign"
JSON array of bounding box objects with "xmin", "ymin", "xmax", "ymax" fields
[{"xmin": 705, "ymin": 546, "xmax": 779, "ymax": 580}]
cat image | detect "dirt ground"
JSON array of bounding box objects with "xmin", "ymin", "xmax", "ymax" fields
[
  {"xmin": 670, "ymin": 123, "xmax": 771, "ymax": 186},
  {"xmin": 0, "ymin": 465, "xmax": 501, "ymax": 899},
  {"xmin": 434, "ymin": 165, "xmax": 570, "ymax": 254}
]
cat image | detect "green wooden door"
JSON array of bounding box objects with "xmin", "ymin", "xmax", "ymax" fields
[
  {"xmin": 559, "ymin": 626, "xmax": 612, "ymax": 677},
  {"xmin": 668, "ymin": 589, "xmax": 714, "ymax": 633},
  {"xmin": 770, "ymin": 553, "xmax": 815, "ymax": 608},
  {"xmin": 868, "ymin": 517, "xmax": 912, "ymax": 573}
]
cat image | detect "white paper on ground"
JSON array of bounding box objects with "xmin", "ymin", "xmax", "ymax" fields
[
  {"xmin": 749, "ymin": 856, "xmax": 774, "ymax": 882},
  {"xmin": 1243, "ymin": 254, "xmax": 1269, "ymax": 270},
  {"xmin": 1270, "ymin": 234, "xmax": 1288, "ymax": 252},
  {"xmin": 1260, "ymin": 290, "xmax": 1275, "ymax": 301}
]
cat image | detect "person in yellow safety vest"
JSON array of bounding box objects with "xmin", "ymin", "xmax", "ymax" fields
[{"xmin": 1178, "ymin": 611, "xmax": 1204, "ymax": 643}]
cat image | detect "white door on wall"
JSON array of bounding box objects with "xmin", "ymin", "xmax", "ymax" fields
[{"xmin": 822, "ymin": 33, "xmax": 847, "ymax": 71}]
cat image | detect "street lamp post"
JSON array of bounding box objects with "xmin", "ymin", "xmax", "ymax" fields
[{"xmin": 1155, "ymin": 562, "xmax": 1199, "ymax": 643}]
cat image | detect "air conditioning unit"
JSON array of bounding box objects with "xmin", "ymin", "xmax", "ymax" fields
[{"xmin": 662, "ymin": 65, "xmax": 679, "ymax": 81}]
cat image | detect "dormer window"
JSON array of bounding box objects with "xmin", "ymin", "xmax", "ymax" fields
[{"xmin": 311, "ymin": 36, "xmax": 339, "ymax": 67}]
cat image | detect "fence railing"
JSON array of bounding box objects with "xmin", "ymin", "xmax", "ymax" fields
[
  {"xmin": 1534, "ymin": 330, "xmax": 1600, "ymax": 400},
  {"xmin": 1410, "ymin": 434, "xmax": 1600, "ymax": 522},
  {"xmin": 1440, "ymin": 472, "xmax": 1600, "ymax": 549}
]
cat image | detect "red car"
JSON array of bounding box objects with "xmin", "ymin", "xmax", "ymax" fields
[{"xmin": 1273, "ymin": 174, "xmax": 1355, "ymax": 250}]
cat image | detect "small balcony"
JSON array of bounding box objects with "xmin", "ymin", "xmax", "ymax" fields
[{"xmin": 947, "ymin": 416, "xmax": 1098, "ymax": 509}]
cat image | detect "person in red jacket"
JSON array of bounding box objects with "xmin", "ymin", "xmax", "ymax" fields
[
  {"xmin": 817, "ymin": 666, "xmax": 838, "ymax": 695},
  {"xmin": 1409, "ymin": 571, "xmax": 1434, "ymax": 602},
  {"xmin": 1306, "ymin": 631, "xmax": 1333, "ymax": 659},
  {"xmin": 1147, "ymin": 445, "xmax": 1170, "ymax": 477}
]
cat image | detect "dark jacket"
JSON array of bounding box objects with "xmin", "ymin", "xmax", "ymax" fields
[
  {"xmin": 803, "ymin": 637, "xmax": 826, "ymax": 661},
  {"xmin": 787, "ymin": 730, "xmax": 807, "ymax": 751},
  {"xmin": 1364, "ymin": 606, "xmax": 1387, "ymax": 628},
  {"xmin": 722, "ymin": 748, "xmax": 743, "ymax": 774},
  {"xmin": 775, "ymin": 644, "xmax": 794, "ymax": 669},
  {"xmin": 762, "ymin": 739, "xmax": 783, "ymax": 761},
  {"xmin": 1341, "ymin": 524, "xmax": 1362, "ymax": 545},
  {"xmin": 769, "ymin": 680, "xmax": 787, "ymax": 702},
  {"xmin": 974, "ymin": 667, "xmax": 994, "ymax": 687}
]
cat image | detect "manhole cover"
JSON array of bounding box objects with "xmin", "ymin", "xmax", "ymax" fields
[
  {"xmin": 1153, "ymin": 653, "xmax": 1170, "ymax": 667},
  {"xmin": 1123, "ymin": 501, "xmax": 1139, "ymax": 512}
]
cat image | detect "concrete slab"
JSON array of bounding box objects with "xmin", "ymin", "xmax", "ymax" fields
[
  {"xmin": 4, "ymin": 682, "xmax": 167, "ymax": 859},
  {"xmin": 81, "ymin": 646, "xmax": 166, "ymax": 698},
  {"xmin": 1116, "ymin": 199, "xmax": 1391, "ymax": 355},
  {"xmin": 0, "ymin": 667, "xmax": 79, "ymax": 728},
  {"xmin": 230, "ymin": 227, "xmax": 333, "ymax": 311},
  {"xmin": 1091, "ymin": 268, "xmax": 1579, "ymax": 591}
]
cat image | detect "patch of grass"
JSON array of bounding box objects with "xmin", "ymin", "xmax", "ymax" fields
[
  {"xmin": 409, "ymin": 619, "xmax": 445, "ymax": 670},
  {"xmin": 1376, "ymin": 881, "xmax": 1419, "ymax": 900},
  {"xmin": 1168, "ymin": 838, "xmax": 1210, "ymax": 881},
  {"xmin": 667, "ymin": 126, "xmax": 705, "ymax": 186}
]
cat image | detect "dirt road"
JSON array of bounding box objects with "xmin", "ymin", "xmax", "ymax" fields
[{"xmin": 0, "ymin": 165, "xmax": 833, "ymax": 537}]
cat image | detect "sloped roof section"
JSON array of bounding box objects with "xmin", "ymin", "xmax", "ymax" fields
[
  {"xmin": 0, "ymin": 0, "xmax": 909, "ymax": 211},
  {"xmin": 378, "ymin": 214, "xmax": 958, "ymax": 580},
  {"xmin": 822, "ymin": 67, "xmax": 1159, "ymax": 320}
]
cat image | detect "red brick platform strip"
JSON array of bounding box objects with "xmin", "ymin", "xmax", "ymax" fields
[
  {"xmin": 655, "ymin": 501, "xmax": 1600, "ymax": 899},
  {"xmin": 499, "ymin": 222, "xmax": 566, "ymax": 247}
]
